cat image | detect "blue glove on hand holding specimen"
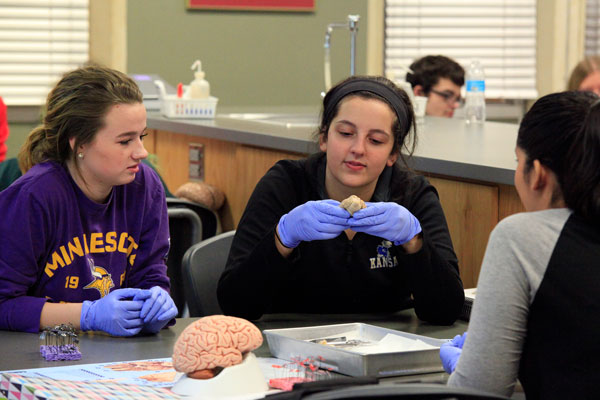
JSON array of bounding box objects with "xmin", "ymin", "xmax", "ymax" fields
[
  {"xmin": 347, "ymin": 202, "xmax": 422, "ymax": 245},
  {"xmin": 133, "ymin": 286, "xmax": 178, "ymax": 333},
  {"xmin": 80, "ymin": 288, "xmax": 145, "ymax": 337},
  {"xmin": 440, "ymin": 332, "xmax": 467, "ymax": 374},
  {"xmin": 277, "ymin": 200, "xmax": 350, "ymax": 248}
]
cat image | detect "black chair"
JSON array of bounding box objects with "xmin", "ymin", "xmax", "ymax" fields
[
  {"xmin": 166, "ymin": 197, "xmax": 221, "ymax": 240},
  {"xmin": 299, "ymin": 383, "xmax": 510, "ymax": 400},
  {"xmin": 181, "ymin": 230, "xmax": 235, "ymax": 317},
  {"xmin": 166, "ymin": 197, "xmax": 221, "ymax": 316},
  {"xmin": 166, "ymin": 207, "xmax": 203, "ymax": 317},
  {"xmin": 0, "ymin": 158, "xmax": 22, "ymax": 192}
]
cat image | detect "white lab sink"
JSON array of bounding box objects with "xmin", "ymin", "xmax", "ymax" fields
[{"xmin": 221, "ymin": 113, "xmax": 318, "ymax": 128}]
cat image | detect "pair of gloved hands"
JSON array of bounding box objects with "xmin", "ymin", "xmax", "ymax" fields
[
  {"xmin": 277, "ymin": 199, "xmax": 422, "ymax": 248},
  {"xmin": 440, "ymin": 332, "xmax": 467, "ymax": 374},
  {"xmin": 80, "ymin": 286, "xmax": 178, "ymax": 337}
]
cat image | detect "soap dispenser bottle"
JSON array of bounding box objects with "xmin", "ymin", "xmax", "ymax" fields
[{"xmin": 189, "ymin": 60, "xmax": 210, "ymax": 99}]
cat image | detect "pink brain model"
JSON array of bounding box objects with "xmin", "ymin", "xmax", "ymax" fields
[{"xmin": 172, "ymin": 315, "xmax": 263, "ymax": 376}]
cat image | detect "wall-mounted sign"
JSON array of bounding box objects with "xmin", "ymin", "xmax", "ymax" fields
[{"xmin": 187, "ymin": 0, "xmax": 314, "ymax": 12}]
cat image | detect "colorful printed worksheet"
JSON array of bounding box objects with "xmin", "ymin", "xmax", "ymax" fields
[
  {"xmin": 0, "ymin": 357, "xmax": 308, "ymax": 399},
  {"xmin": 3, "ymin": 358, "xmax": 178, "ymax": 388}
]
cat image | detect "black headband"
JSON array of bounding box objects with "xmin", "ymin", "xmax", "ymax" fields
[{"xmin": 323, "ymin": 78, "xmax": 409, "ymax": 126}]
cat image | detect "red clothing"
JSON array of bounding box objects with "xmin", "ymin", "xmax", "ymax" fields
[{"xmin": 0, "ymin": 97, "xmax": 9, "ymax": 162}]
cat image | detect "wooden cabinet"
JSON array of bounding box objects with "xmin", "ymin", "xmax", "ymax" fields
[
  {"xmin": 148, "ymin": 129, "xmax": 303, "ymax": 230},
  {"xmin": 426, "ymin": 176, "xmax": 523, "ymax": 288},
  {"xmin": 150, "ymin": 129, "xmax": 523, "ymax": 289}
]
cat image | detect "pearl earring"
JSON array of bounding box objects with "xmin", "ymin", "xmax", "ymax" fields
[{"xmin": 77, "ymin": 152, "xmax": 84, "ymax": 159}]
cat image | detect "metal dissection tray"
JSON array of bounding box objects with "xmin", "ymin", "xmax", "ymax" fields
[{"xmin": 263, "ymin": 323, "xmax": 445, "ymax": 378}]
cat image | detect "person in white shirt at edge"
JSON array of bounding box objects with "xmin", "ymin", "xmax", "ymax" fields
[
  {"xmin": 440, "ymin": 90, "xmax": 600, "ymax": 399},
  {"xmin": 567, "ymin": 55, "xmax": 600, "ymax": 95}
]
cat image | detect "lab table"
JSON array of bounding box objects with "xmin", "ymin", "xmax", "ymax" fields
[{"xmin": 0, "ymin": 310, "xmax": 466, "ymax": 373}]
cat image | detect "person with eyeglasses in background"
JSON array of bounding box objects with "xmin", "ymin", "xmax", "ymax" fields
[{"xmin": 406, "ymin": 55, "xmax": 465, "ymax": 118}]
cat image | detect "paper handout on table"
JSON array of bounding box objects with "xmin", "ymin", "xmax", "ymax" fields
[
  {"xmin": 351, "ymin": 333, "xmax": 439, "ymax": 354},
  {"xmin": 1, "ymin": 373, "xmax": 180, "ymax": 400}
]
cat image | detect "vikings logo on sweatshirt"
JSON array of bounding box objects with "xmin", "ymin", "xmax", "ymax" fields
[
  {"xmin": 44, "ymin": 232, "xmax": 139, "ymax": 278},
  {"xmin": 83, "ymin": 257, "xmax": 115, "ymax": 297}
]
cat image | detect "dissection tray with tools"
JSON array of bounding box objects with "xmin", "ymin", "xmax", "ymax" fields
[{"xmin": 263, "ymin": 323, "xmax": 446, "ymax": 378}]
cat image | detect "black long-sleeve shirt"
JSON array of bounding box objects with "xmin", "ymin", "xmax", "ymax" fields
[{"xmin": 218, "ymin": 153, "xmax": 464, "ymax": 324}]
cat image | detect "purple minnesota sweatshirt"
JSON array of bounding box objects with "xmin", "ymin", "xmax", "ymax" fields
[{"xmin": 0, "ymin": 161, "xmax": 170, "ymax": 332}]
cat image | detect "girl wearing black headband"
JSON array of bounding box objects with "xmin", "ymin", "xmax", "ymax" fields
[
  {"xmin": 218, "ymin": 76, "xmax": 464, "ymax": 324},
  {"xmin": 441, "ymin": 91, "xmax": 600, "ymax": 398}
]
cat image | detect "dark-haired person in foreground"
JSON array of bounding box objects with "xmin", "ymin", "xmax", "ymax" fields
[
  {"xmin": 441, "ymin": 91, "xmax": 600, "ymax": 399},
  {"xmin": 218, "ymin": 75, "xmax": 464, "ymax": 324},
  {"xmin": 406, "ymin": 55, "xmax": 465, "ymax": 118}
]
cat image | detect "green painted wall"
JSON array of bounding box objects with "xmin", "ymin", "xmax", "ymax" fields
[
  {"xmin": 5, "ymin": 122, "xmax": 37, "ymax": 160},
  {"xmin": 127, "ymin": 0, "xmax": 370, "ymax": 107},
  {"xmin": 5, "ymin": 1, "xmax": 372, "ymax": 159}
]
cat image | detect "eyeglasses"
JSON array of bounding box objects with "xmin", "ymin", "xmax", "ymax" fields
[{"xmin": 429, "ymin": 89, "xmax": 463, "ymax": 106}]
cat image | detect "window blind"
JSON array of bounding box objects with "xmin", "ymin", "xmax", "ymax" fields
[
  {"xmin": 384, "ymin": 0, "xmax": 538, "ymax": 99},
  {"xmin": 585, "ymin": 0, "xmax": 600, "ymax": 56},
  {"xmin": 0, "ymin": 0, "xmax": 88, "ymax": 106}
]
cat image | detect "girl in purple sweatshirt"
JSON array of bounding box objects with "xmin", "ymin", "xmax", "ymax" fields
[{"xmin": 0, "ymin": 65, "xmax": 177, "ymax": 336}]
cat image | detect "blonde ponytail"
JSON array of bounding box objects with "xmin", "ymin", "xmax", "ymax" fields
[{"xmin": 18, "ymin": 126, "xmax": 49, "ymax": 172}]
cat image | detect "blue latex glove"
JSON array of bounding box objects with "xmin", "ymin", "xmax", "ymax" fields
[
  {"xmin": 80, "ymin": 288, "xmax": 145, "ymax": 337},
  {"xmin": 277, "ymin": 200, "xmax": 350, "ymax": 248},
  {"xmin": 133, "ymin": 286, "xmax": 178, "ymax": 333},
  {"xmin": 440, "ymin": 332, "xmax": 467, "ymax": 374},
  {"xmin": 141, "ymin": 318, "xmax": 174, "ymax": 334},
  {"xmin": 347, "ymin": 202, "xmax": 422, "ymax": 245}
]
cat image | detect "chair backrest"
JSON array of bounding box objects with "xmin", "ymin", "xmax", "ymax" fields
[
  {"xmin": 302, "ymin": 383, "xmax": 510, "ymax": 400},
  {"xmin": 182, "ymin": 230, "xmax": 236, "ymax": 317},
  {"xmin": 166, "ymin": 197, "xmax": 221, "ymax": 240},
  {"xmin": 0, "ymin": 158, "xmax": 22, "ymax": 192},
  {"xmin": 166, "ymin": 208, "xmax": 203, "ymax": 317}
]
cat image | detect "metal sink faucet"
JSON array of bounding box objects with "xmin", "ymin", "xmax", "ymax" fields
[{"xmin": 324, "ymin": 14, "xmax": 360, "ymax": 93}]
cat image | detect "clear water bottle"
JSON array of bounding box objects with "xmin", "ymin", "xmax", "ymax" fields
[{"xmin": 465, "ymin": 60, "xmax": 486, "ymax": 124}]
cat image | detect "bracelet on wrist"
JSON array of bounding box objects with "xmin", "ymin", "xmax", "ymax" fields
[{"xmin": 274, "ymin": 228, "xmax": 294, "ymax": 249}]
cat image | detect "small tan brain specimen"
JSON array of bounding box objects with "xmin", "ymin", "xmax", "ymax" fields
[
  {"xmin": 339, "ymin": 195, "xmax": 366, "ymax": 216},
  {"xmin": 172, "ymin": 315, "xmax": 263, "ymax": 374},
  {"xmin": 175, "ymin": 182, "xmax": 225, "ymax": 211}
]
